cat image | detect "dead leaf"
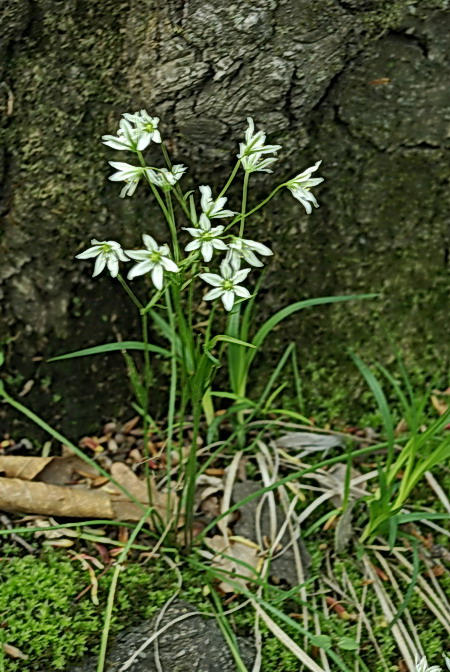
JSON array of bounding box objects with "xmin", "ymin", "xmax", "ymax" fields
[
  {"xmin": 431, "ymin": 394, "xmax": 448, "ymax": 416},
  {"xmin": 2, "ymin": 643, "xmax": 28, "ymax": 660},
  {"xmin": 276, "ymin": 431, "xmax": 343, "ymax": 458},
  {"xmin": 18, "ymin": 379, "xmax": 34, "ymax": 397},
  {"xmin": 0, "ymin": 455, "xmax": 97, "ymax": 485},
  {"xmin": 204, "ymin": 535, "xmax": 261, "ymax": 593},
  {"xmin": 368, "ymin": 77, "xmax": 391, "ymax": 85}
]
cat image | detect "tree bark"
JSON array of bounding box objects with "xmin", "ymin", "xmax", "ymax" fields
[{"xmin": 1, "ymin": 0, "xmax": 449, "ymax": 437}]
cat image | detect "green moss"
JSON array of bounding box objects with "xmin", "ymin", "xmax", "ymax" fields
[{"xmin": 0, "ymin": 550, "xmax": 208, "ymax": 671}]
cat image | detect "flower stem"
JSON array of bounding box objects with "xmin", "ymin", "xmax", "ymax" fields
[
  {"xmin": 239, "ymin": 171, "xmax": 250, "ymax": 238},
  {"xmin": 218, "ymin": 160, "xmax": 241, "ymax": 199},
  {"xmin": 117, "ymin": 274, "xmax": 143, "ymax": 310}
]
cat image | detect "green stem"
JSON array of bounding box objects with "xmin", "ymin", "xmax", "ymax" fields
[
  {"xmin": 165, "ymin": 191, "xmax": 181, "ymax": 262},
  {"xmin": 183, "ymin": 397, "xmax": 202, "ymax": 550},
  {"xmin": 239, "ymin": 171, "xmax": 250, "ymax": 238},
  {"xmin": 218, "ymin": 160, "xmax": 241, "ymax": 199},
  {"xmin": 225, "ymin": 183, "xmax": 284, "ymax": 233},
  {"xmin": 141, "ymin": 311, "xmax": 154, "ymax": 509},
  {"xmin": 136, "ymin": 150, "xmax": 171, "ymax": 221},
  {"xmin": 165, "ymin": 287, "xmax": 178, "ymax": 528},
  {"xmin": 117, "ymin": 274, "xmax": 143, "ymax": 311}
]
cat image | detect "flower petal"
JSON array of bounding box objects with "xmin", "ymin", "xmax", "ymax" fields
[
  {"xmin": 233, "ymin": 285, "xmax": 251, "ymax": 299},
  {"xmin": 151, "ymin": 264, "xmax": 164, "ymax": 290},
  {"xmin": 142, "ymin": 234, "xmax": 158, "ymax": 250},
  {"xmin": 161, "ymin": 258, "xmax": 179, "ymax": 273},
  {"xmin": 185, "ymin": 240, "xmax": 201, "ymax": 252},
  {"xmin": 232, "ymin": 268, "xmax": 251, "ymax": 284},
  {"xmin": 75, "ymin": 246, "xmax": 100, "ymax": 259},
  {"xmin": 222, "ymin": 290, "xmax": 235, "ymax": 311},
  {"xmin": 201, "ymin": 242, "xmax": 213, "ymax": 262},
  {"xmin": 107, "ymin": 256, "xmax": 120, "ymax": 278},
  {"xmin": 124, "ymin": 250, "xmax": 150, "ymax": 260},
  {"xmin": 93, "ymin": 254, "xmax": 107, "ymax": 277},
  {"xmin": 199, "ymin": 273, "xmax": 223, "ymax": 287},
  {"xmin": 203, "ymin": 287, "xmax": 224, "ymax": 301},
  {"xmin": 128, "ymin": 260, "xmax": 153, "ymax": 280},
  {"xmin": 244, "ymin": 239, "xmax": 273, "ymax": 256}
]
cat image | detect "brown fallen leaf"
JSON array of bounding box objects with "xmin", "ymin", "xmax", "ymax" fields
[
  {"xmin": 2, "ymin": 642, "xmax": 28, "ymax": 660},
  {"xmin": 431, "ymin": 394, "xmax": 448, "ymax": 416},
  {"xmin": 204, "ymin": 535, "xmax": 261, "ymax": 593},
  {"xmin": 0, "ymin": 455, "xmax": 97, "ymax": 485},
  {"xmin": 0, "ymin": 475, "xmax": 166, "ymax": 524}
]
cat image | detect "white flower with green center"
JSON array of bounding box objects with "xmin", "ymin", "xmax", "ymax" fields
[
  {"xmin": 125, "ymin": 234, "xmax": 179, "ymax": 289},
  {"xmin": 199, "ymin": 185, "xmax": 236, "ymax": 220},
  {"xmin": 240, "ymin": 152, "xmax": 278, "ymax": 174},
  {"xmin": 183, "ymin": 217, "xmax": 228, "ymax": 262},
  {"xmin": 415, "ymin": 656, "xmax": 442, "ymax": 672},
  {"xmin": 237, "ymin": 117, "xmax": 282, "ymax": 173},
  {"xmin": 122, "ymin": 110, "xmax": 162, "ymax": 147},
  {"xmin": 286, "ymin": 160, "xmax": 324, "ymax": 214},
  {"xmin": 108, "ymin": 162, "xmax": 148, "ymax": 198},
  {"xmin": 227, "ymin": 237, "xmax": 273, "ymax": 268},
  {"xmin": 102, "ymin": 118, "xmax": 149, "ymax": 153},
  {"xmin": 75, "ymin": 239, "xmax": 128, "ymax": 278},
  {"xmin": 200, "ymin": 260, "xmax": 251, "ymax": 311},
  {"xmin": 146, "ymin": 164, "xmax": 187, "ymax": 191}
]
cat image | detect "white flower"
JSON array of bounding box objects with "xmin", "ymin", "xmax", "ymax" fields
[
  {"xmin": 237, "ymin": 117, "xmax": 281, "ymax": 173},
  {"xmin": 444, "ymin": 655, "xmax": 450, "ymax": 670},
  {"xmin": 286, "ymin": 160, "xmax": 324, "ymax": 214},
  {"xmin": 125, "ymin": 234, "xmax": 179, "ymax": 289},
  {"xmin": 183, "ymin": 217, "xmax": 228, "ymax": 263},
  {"xmin": 146, "ymin": 164, "xmax": 187, "ymax": 191},
  {"xmin": 199, "ymin": 185, "xmax": 236, "ymax": 219},
  {"xmin": 75, "ymin": 239, "xmax": 128, "ymax": 278},
  {"xmin": 102, "ymin": 113, "xmax": 161, "ymax": 153},
  {"xmin": 226, "ymin": 237, "xmax": 273, "ymax": 268},
  {"xmin": 240, "ymin": 153, "xmax": 278, "ymax": 174},
  {"xmin": 122, "ymin": 110, "xmax": 162, "ymax": 147},
  {"xmin": 415, "ymin": 656, "xmax": 442, "ymax": 672},
  {"xmin": 102, "ymin": 118, "xmax": 147, "ymax": 153},
  {"xmin": 108, "ymin": 162, "xmax": 148, "ymax": 198},
  {"xmin": 200, "ymin": 260, "xmax": 251, "ymax": 311}
]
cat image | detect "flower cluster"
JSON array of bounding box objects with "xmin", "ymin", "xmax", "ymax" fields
[
  {"xmin": 415, "ymin": 654, "xmax": 450, "ymax": 672},
  {"xmin": 77, "ymin": 111, "xmax": 324, "ymax": 310},
  {"xmin": 237, "ymin": 117, "xmax": 281, "ymax": 174}
]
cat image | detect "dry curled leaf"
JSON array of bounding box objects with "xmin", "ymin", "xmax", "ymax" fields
[
  {"xmin": 204, "ymin": 535, "xmax": 261, "ymax": 593},
  {"xmin": 2, "ymin": 643, "xmax": 28, "ymax": 660}
]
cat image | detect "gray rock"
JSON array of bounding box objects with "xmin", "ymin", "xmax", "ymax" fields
[{"xmin": 69, "ymin": 599, "xmax": 254, "ymax": 672}]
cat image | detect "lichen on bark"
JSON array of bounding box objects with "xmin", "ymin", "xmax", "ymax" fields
[{"xmin": 0, "ymin": 0, "xmax": 449, "ymax": 436}]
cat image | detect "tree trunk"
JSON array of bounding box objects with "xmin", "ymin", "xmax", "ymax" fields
[{"xmin": 1, "ymin": 0, "xmax": 449, "ymax": 437}]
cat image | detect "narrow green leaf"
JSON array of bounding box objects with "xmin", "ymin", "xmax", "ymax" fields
[
  {"xmin": 212, "ymin": 334, "xmax": 256, "ymax": 349},
  {"xmin": 350, "ymin": 352, "xmax": 394, "ymax": 456},
  {"xmin": 48, "ymin": 341, "xmax": 171, "ymax": 362}
]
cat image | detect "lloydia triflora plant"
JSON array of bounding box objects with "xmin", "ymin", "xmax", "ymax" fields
[{"xmin": 70, "ymin": 111, "xmax": 376, "ymax": 542}]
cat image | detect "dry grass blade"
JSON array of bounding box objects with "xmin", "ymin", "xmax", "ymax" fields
[
  {"xmin": 424, "ymin": 471, "xmax": 450, "ymax": 513},
  {"xmin": 219, "ymin": 450, "xmax": 243, "ymax": 539},
  {"xmin": 342, "ymin": 567, "xmax": 390, "ymax": 672},
  {"xmin": 390, "ymin": 551, "xmax": 450, "ymax": 634},
  {"xmin": 373, "ymin": 551, "xmax": 423, "ymax": 656},
  {"xmin": 250, "ymin": 599, "xmax": 326, "ymax": 672},
  {"xmin": 314, "ymin": 595, "xmax": 331, "ymax": 672},
  {"xmin": 362, "ymin": 555, "xmax": 417, "ymax": 671},
  {"xmin": 251, "ymin": 613, "xmax": 262, "ymax": 672}
]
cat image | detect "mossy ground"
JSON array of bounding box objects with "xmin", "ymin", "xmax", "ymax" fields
[{"xmin": 1, "ymin": 459, "xmax": 450, "ymax": 672}]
